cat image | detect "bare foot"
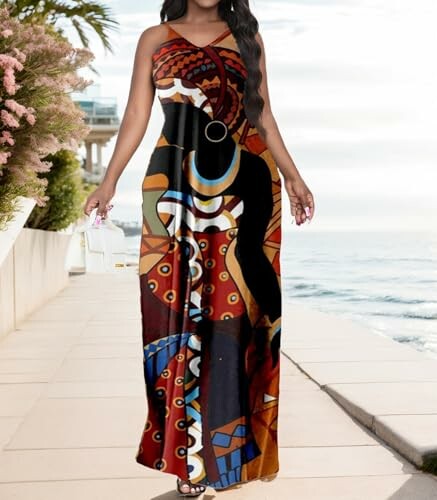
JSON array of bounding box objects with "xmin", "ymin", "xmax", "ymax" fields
[{"xmin": 176, "ymin": 477, "xmax": 206, "ymax": 496}]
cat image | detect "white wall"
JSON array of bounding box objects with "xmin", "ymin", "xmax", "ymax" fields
[{"xmin": 0, "ymin": 228, "xmax": 72, "ymax": 339}]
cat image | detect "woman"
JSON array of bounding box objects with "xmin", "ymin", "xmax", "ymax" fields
[{"xmin": 84, "ymin": 0, "xmax": 314, "ymax": 496}]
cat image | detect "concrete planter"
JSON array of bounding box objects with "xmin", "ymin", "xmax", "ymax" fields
[
  {"xmin": 0, "ymin": 227, "xmax": 72, "ymax": 339},
  {"xmin": 0, "ymin": 195, "xmax": 36, "ymax": 267}
]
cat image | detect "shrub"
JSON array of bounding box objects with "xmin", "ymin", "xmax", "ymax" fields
[
  {"xmin": 0, "ymin": 6, "xmax": 94, "ymax": 230},
  {"xmin": 25, "ymin": 149, "xmax": 94, "ymax": 231}
]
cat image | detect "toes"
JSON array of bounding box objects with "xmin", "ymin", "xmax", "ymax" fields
[
  {"xmin": 178, "ymin": 481, "xmax": 191, "ymax": 492},
  {"xmin": 177, "ymin": 478, "xmax": 205, "ymax": 495},
  {"xmin": 190, "ymin": 484, "xmax": 204, "ymax": 494}
]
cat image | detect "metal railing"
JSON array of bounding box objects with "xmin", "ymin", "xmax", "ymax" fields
[{"xmin": 74, "ymin": 97, "xmax": 120, "ymax": 126}]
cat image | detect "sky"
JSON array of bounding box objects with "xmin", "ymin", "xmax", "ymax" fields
[{"xmin": 70, "ymin": 0, "xmax": 437, "ymax": 232}]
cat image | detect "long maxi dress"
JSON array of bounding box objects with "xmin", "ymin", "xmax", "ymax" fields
[{"xmin": 135, "ymin": 21, "xmax": 283, "ymax": 491}]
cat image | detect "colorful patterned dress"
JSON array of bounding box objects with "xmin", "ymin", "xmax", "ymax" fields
[{"xmin": 135, "ymin": 22, "xmax": 282, "ymax": 491}]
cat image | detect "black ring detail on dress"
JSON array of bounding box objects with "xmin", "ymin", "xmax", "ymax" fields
[{"xmin": 204, "ymin": 119, "xmax": 228, "ymax": 143}]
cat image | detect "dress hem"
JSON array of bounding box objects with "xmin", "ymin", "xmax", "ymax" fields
[{"xmin": 135, "ymin": 451, "xmax": 279, "ymax": 492}]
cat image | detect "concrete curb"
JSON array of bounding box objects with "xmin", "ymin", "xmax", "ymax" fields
[{"xmin": 281, "ymin": 301, "xmax": 437, "ymax": 476}]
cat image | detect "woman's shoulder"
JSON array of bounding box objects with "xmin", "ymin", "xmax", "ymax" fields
[
  {"xmin": 136, "ymin": 23, "xmax": 169, "ymax": 54},
  {"xmin": 139, "ymin": 22, "xmax": 170, "ymax": 42}
]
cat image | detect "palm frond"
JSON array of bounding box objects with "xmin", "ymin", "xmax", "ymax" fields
[{"xmin": 6, "ymin": 0, "xmax": 119, "ymax": 53}]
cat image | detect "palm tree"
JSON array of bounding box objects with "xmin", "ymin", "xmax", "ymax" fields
[{"xmin": 5, "ymin": 0, "xmax": 119, "ymax": 54}]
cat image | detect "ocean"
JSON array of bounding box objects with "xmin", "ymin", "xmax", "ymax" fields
[{"xmin": 126, "ymin": 230, "xmax": 437, "ymax": 360}]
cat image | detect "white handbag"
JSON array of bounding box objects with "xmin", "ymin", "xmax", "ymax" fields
[{"xmin": 66, "ymin": 209, "xmax": 128, "ymax": 274}]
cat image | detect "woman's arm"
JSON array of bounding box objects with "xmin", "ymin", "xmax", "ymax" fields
[
  {"xmin": 84, "ymin": 26, "xmax": 162, "ymax": 219},
  {"xmin": 255, "ymin": 32, "xmax": 314, "ymax": 225}
]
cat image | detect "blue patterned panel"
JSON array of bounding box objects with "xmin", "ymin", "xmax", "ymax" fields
[
  {"xmin": 143, "ymin": 332, "xmax": 190, "ymax": 384},
  {"xmin": 207, "ymin": 438, "xmax": 261, "ymax": 489},
  {"xmin": 233, "ymin": 424, "xmax": 246, "ymax": 437},
  {"xmin": 243, "ymin": 440, "xmax": 258, "ymax": 461},
  {"xmin": 216, "ymin": 455, "xmax": 227, "ymax": 474},
  {"xmin": 185, "ymin": 386, "xmax": 200, "ymax": 404},
  {"xmin": 212, "ymin": 432, "xmax": 232, "ymax": 448},
  {"xmin": 143, "ymin": 332, "xmax": 190, "ymax": 358},
  {"xmin": 230, "ymin": 448, "xmax": 242, "ymax": 469},
  {"xmin": 164, "ymin": 190, "xmax": 193, "ymax": 207}
]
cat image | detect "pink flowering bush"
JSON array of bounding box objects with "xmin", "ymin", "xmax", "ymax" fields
[{"xmin": 0, "ymin": 6, "xmax": 94, "ymax": 229}]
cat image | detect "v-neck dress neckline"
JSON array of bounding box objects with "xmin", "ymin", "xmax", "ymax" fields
[{"xmin": 165, "ymin": 22, "xmax": 232, "ymax": 49}]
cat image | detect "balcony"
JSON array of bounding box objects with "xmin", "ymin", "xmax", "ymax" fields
[{"xmin": 75, "ymin": 96, "xmax": 120, "ymax": 127}]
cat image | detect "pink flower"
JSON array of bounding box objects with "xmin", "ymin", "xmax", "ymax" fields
[
  {"xmin": 3, "ymin": 67, "xmax": 18, "ymax": 95},
  {"xmin": 1, "ymin": 109, "xmax": 20, "ymax": 128},
  {"xmin": 26, "ymin": 113, "xmax": 36, "ymax": 125},
  {"xmin": 0, "ymin": 130, "xmax": 15, "ymax": 146},
  {"xmin": 0, "ymin": 54, "xmax": 23, "ymax": 71},
  {"xmin": 4, "ymin": 99, "xmax": 28, "ymax": 118},
  {"xmin": 0, "ymin": 151, "xmax": 11, "ymax": 165},
  {"xmin": 12, "ymin": 47, "xmax": 26, "ymax": 64},
  {"xmin": 0, "ymin": 4, "xmax": 94, "ymax": 220}
]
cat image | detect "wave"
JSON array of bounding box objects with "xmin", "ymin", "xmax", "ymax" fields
[
  {"xmin": 391, "ymin": 335, "xmax": 428, "ymax": 346},
  {"xmin": 285, "ymin": 282, "xmax": 429, "ymax": 306},
  {"xmin": 368, "ymin": 311, "xmax": 437, "ymax": 321},
  {"xmin": 344, "ymin": 295, "xmax": 427, "ymax": 305}
]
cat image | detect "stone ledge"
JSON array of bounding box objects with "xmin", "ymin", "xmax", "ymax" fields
[{"xmin": 281, "ymin": 301, "xmax": 437, "ymax": 475}]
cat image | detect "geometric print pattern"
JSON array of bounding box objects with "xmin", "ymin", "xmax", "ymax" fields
[{"xmin": 135, "ymin": 21, "xmax": 282, "ymax": 491}]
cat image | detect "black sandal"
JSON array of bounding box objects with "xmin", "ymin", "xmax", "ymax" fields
[{"xmin": 176, "ymin": 477, "xmax": 206, "ymax": 497}]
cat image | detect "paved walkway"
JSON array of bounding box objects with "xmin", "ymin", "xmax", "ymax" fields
[{"xmin": 0, "ymin": 270, "xmax": 436, "ymax": 499}]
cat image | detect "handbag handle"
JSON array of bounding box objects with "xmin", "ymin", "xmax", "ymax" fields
[{"xmin": 92, "ymin": 204, "xmax": 114, "ymax": 227}]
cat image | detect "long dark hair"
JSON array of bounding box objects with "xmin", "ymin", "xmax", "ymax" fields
[{"xmin": 159, "ymin": 0, "xmax": 267, "ymax": 140}]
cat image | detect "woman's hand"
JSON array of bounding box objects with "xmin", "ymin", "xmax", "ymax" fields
[
  {"xmin": 83, "ymin": 180, "xmax": 116, "ymax": 220},
  {"xmin": 284, "ymin": 175, "xmax": 315, "ymax": 226}
]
